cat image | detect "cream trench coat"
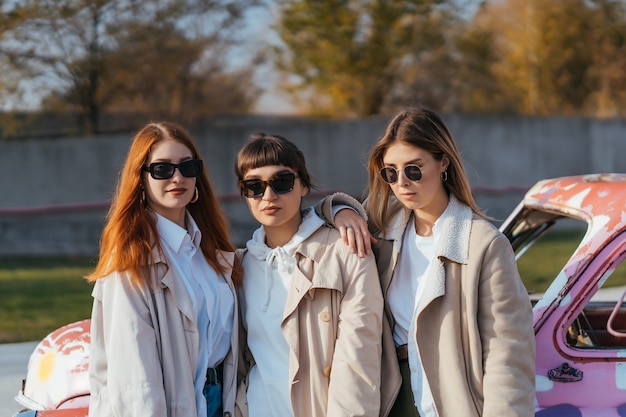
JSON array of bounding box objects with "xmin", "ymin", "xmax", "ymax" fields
[
  {"xmin": 89, "ymin": 250, "xmax": 238, "ymax": 417},
  {"xmin": 317, "ymin": 194, "xmax": 536, "ymax": 417},
  {"xmin": 235, "ymin": 225, "xmax": 386, "ymax": 417}
]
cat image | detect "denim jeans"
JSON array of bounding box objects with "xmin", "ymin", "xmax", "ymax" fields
[{"xmin": 203, "ymin": 382, "xmax": 223, "ymax": 417}]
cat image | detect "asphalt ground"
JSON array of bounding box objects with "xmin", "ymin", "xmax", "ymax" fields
[{"xmin": 0, "ymin": 341, "xmax": 38, "ymax": 416}]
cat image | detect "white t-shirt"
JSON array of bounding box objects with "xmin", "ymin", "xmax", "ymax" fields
[{"xmin": 387, "ymin": 205, "xmax": 453, "ymax": 417}]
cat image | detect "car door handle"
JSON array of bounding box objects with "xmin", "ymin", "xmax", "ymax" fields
[{"xmin": 548, "ymin": 362, "xmax": 583, "ymax": 382}]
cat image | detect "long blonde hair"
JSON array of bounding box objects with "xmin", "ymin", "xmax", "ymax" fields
[
  {"xmin": 87, "ymin": 122, "xmax": 241, "ymax": 286},
  {"xmin": 366, "ymin": 106, "xmax": 487, "ymax": 235}
]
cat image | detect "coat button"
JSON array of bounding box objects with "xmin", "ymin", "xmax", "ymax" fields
[
  {"xmin": 224, "ymin": 413, "xmax": 232, "ymax": 417},
  {"xmin": 323, "ymin": 366, "xmax": 331, "ymax": 376},
  {"xmin": 320, "ymin": 311, "xmax": 331, "ymax": 322}
]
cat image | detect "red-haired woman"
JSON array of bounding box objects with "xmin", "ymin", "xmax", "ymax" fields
[{"xmin": 86, "ymin": 122, "xmax": 240, "ymax": 417}]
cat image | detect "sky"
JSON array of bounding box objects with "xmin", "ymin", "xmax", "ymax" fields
[{"xmin": 240, "ymin": 4, "xmax": 297, "ymax": 115}]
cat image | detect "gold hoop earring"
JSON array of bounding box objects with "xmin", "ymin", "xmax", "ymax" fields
[
  {"xmin": 190, "ymin": 187, "xmax": 199, "ymax": 203},
  {"xmin": 441, "ymin": 170, "xmax": 448, "ymax": 182}
]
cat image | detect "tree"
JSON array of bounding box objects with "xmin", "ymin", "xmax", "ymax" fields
[
  {"xmin": 585, "ymin": 0, "xmax": 626, "ymax": 117},
  {"xmin": 0, "ymin": 1, "xmax": 33, "ymax": 108},
  {"xmin": 385, "ymin": 1, "xmax": 462, "ymax": 113},
  {"xmin": 274, "ymin": 0, "xmax": 458, "ymax": 117},
  {"xmin": 0, "ymin": 0, "xmax": 259, "ymax": 135},
  {"xmin": 452, "ymin": 3, "xmax": 515, "ymax": 113},
  {"xmin": 458, "ymin": 0, "xmax": 626, "ymax": 117}
]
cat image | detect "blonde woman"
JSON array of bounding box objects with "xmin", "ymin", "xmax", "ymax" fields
[{"xmin": 316, "ymin": 106, "xmax": 535, "ymax": 417}]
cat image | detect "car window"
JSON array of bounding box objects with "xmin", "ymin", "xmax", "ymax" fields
[
  {"xmin": 505, "ymin": 207, "xmax": 626, "ymax": 350},
  {"xmin": 567, "ymin": 243, "xmax": 626, "ymax": 350},
  {"xmin": 514, "ymin": 221, "xmax": 586, "ymax": 297}
]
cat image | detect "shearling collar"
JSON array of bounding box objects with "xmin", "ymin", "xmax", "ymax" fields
[{"xmin": 380, "ymin": 194, "xmax": 473, "ymax": 265}]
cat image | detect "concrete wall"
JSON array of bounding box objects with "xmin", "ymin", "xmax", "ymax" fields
[{"xmin": 1, "ymin": 114, "xmax": 625, "ymax": 256}]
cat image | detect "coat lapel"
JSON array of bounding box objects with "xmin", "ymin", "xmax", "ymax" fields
[
  {"xmin": 379, "ymin": 195, "xmax": 474, "ymax": 314},
  {"xmin": 417, "ymin": 196, "xmax": 473, "ymax": 313},
  {"xmin": 283, "ymin": 266, "xmax": 314, "ymax": 320},
  {"xmin": 152, "ymin": 247, "xmax": 196, "ymax": 323},
  {"xmin": 282, "ymin": 227, "xmax": 342, "ymax": 321}
]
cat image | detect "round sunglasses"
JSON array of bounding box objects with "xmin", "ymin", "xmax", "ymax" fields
[
  {"xmin": 143, "ymin": 159, "xmax": 203, "ymax": 180},
  {"xmin": 379, "ymin": 160, "xmax": 433, "ymax": 184},
  {"xmin": 239, "ymin": 172, "xmax": 299, "ymax": 198}
]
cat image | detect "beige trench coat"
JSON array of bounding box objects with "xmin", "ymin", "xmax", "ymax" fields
[
  {"xmin": 317, "ymin": 194, "xmax": 536, "ymax": 417},
  {"xmin": 89, "ymin": 250, "xmax": 238, "ymax": 417},
  {"xmin": 235, "ymin": 225, "xmax": 386, "ymax": 417}
]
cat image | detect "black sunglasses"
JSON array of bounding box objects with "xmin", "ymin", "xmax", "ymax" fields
[
  {"xmin": 143, "ymin": 159, "xmax": 203, "ymax": 180},
  {"xmin": 380, "ymin": 162, "xmax": 431, "ymax": 184},
  {"xmin": 239, "ymin": 172, "xmax": 299, "ymax": 198}
]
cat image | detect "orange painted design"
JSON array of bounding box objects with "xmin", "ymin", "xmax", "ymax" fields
[{"xmin": 37, "ymin": 351, "xmax": 56, "ymax": 382}]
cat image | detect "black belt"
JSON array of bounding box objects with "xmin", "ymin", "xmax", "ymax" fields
[
  {"xmin": 205, "ymin": 364, "xmax": 223, "ymax": 386},
  {"xmin": 396, "ymin": 344, "xmax": 408, "ymax": 361}
]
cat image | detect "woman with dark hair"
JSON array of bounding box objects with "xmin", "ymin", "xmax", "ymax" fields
[
  {"xmin": 87, "ymin": 122, "xmax": 241, "ymax": 417},
  {"xmin": 234, "ymin": 132, "xmax": 391, "ymax": 417},
  {"xmin": 316, "ymin": 106, "xmax": 535, "ymax": 417}
]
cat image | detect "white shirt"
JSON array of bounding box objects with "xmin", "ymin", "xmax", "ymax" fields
[
  {"xmin": 155, "ymin": 211, "xmax": 235, "ymax": 415},
  {"xmin": 388, "ymin": 206, "xmax": 453, "ymax": 417}
]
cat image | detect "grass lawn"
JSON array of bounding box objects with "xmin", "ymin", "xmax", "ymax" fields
[
  {"xmin": 0, "ymin": 256, "xmax": 96, "ymax": 343},
  {"xmin": 2, "ymin": 228, "xmax": 621, "ymax": 344},
  {"xmin": 516, "ymin": 227, "xmax": 626, "ymax": 295},
  {"xmin": 516, "ymin": 228, "xmax": 587, "ymax": 295}
]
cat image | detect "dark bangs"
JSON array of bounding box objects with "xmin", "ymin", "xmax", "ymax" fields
[{"xmin": 235, "ymin": 133, "xmax": 312, "ymax": 189}]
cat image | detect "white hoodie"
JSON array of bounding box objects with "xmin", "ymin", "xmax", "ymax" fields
[{"xmin": 240, "ymin": 207, "xmax": 324, "ymax": 417}]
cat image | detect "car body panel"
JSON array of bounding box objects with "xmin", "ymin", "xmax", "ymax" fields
[
  {"xmin": 500, "ymin": 173, "xmax": 626, "ymax": 416},
  {"xmin": 13, "ymin": 320, "xmax": 89, "ymax": 417}
]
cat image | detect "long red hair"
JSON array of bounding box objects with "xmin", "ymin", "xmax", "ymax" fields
[{"xmin": 86, "ymin": 122, "xmax": 241, "ymax": 286}]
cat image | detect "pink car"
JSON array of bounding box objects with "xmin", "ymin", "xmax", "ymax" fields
[
  {"xmin": 501, "ymin": 173, "xmax": 626, "ymax": 416},
  {"xmin": 13, "ymin": 173, "xmax": 626, "ymax": 416}
]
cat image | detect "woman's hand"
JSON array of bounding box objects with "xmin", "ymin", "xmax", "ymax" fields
[{"xmin": 336, "ymin": 209, "xmax": 377, "ymax": 258}]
